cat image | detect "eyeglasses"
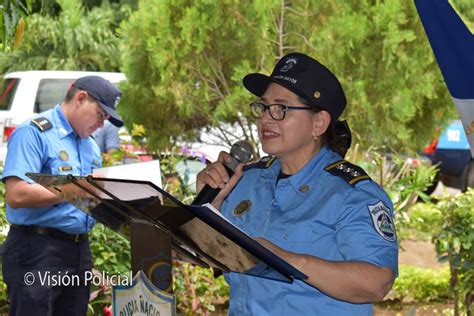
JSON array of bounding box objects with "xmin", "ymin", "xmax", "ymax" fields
[
  {"xmin": 85, "ymin": 92, "xmax": 109, "ymax": 122},
  {"xmin": 249, "ymin": 101, "xmax": 312, "ymax": 121},
  {"xmin": 95, "ymin": 103, "xmax": 109, "ymax": 122}
]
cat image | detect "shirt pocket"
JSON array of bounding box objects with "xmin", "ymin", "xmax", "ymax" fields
[{"xmin": 265, "ymin": 224, "xmax": 315, "ymax": 251}]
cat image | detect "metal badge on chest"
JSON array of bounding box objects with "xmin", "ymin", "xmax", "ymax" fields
[
  {"xmin": 233, "ymin": 200, "xmax": 252, "ymax": 217},
  {"xmin": 59, "ymin": 150, "xmax": 69, "ymax": 161}
]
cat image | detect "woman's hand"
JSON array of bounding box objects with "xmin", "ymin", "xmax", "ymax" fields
[{"xmin": 196, "ymin": 151, "xmax": 244, "ymax": 209}]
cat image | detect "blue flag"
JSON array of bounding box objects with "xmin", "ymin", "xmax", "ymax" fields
[{"xmin": 415, "ymin": 0, "xmax": 474, "ymax": 157}]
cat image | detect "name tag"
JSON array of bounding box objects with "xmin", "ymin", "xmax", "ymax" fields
[{"xmin": 58, "ymin": 166, "xmax": 73, "ymax": 172}]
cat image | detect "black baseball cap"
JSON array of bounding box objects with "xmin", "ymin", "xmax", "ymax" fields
[
  {"xmin": 243, "ymin": 52, "xmax": 347, "ymax": 121},
  {"xmin": 72, "ymin": 76, "xmax": 124, "ymax": 127}
]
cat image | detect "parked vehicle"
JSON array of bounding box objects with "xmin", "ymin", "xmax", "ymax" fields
[
  {"xmin": 0, "ymin": 70, "xmax": 235, "ymax": 194},
  {"xmin": 0, "ymin": 70, "xmax": 126, "ymax": 163},
  {"xmin": 424, "ymin": 120, "xmax": 474, "ymax": 192}
]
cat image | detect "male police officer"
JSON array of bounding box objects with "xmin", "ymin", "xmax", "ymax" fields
[{"xmin": 1, "ymin": 76, "xmax": 123, "ymax": 315}]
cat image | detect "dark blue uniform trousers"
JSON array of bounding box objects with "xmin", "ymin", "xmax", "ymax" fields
[{"xmin": 1, "ymin": 227, "xmax": 92, "ymax": 316}]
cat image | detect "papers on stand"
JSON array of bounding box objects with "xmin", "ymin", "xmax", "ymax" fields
[
  {"xmin": 93, "ymin": 160, "xmax": 163, "ymax": 201},
  {"xmin": 202, "ymin": 202, "xmax": 250, "ymax": 236},
  {"xmin": 93, "ymin": 160, "xmax": 162, "ymax": 188}
]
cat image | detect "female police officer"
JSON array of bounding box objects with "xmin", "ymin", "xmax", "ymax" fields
[{"xmin": 196, "ymin": 52, "xmax": 398, "ymax": 315}]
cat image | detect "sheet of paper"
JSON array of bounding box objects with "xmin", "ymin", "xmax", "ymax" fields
[
  {"xmin": 201, "ymin": 202, "xmax": 250, "ymax": 236},
  {"xmin": 93, "ymin": 160, "xmax": 162, "ymax": 188}
]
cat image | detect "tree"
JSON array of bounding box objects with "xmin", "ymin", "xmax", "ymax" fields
[
  {"xmin": 0, "ymin": 0, "xmax": 30, "ymax": 52},
  {"xmin": 119, "ymin": 0, "xmax": 275, "ymax": 150},
  {"xmin": 119, "ymin": 0, "xmax": 467, "ymax": 154},
  {"xmin": 0, "ymin": 0, "xmax": 127, "ymax": 72}
]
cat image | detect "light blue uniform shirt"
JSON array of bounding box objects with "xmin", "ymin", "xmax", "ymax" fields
[
  {"xmin": 221, "ymin": 146, "xmax": 398, "ymax": 315},
  {"xmin": 2, "ymin": 105, "xmax": 100, "ymax": 234}
]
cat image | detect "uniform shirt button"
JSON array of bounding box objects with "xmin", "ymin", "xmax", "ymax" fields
[
  {"xmin": 299, "ymin": 184, "xmax": 310, "ymax": 192},
  {"xmin": 283, "ymin": 233, "xmax": 289, "ymax": 240}
]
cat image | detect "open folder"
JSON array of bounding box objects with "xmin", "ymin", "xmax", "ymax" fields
[{"xmin": 26, "ymin": 173, "xmax": 307, "ymax": 283}]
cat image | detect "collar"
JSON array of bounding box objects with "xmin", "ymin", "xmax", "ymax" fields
[
  {"xmin": 261, "ymin": 146, "xmax": 338, "ymax": 194},
  {"xmin": 53, "ymin": 104, "xmax": 75, "ymax": 139}
]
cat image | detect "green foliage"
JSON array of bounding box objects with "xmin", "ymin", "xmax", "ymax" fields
[
  {"xmin": 159, "ymin": 150, "xmax": 199, "ymax": 205},
  {"xmin": 156, "ymin": 151, "xmax": 230, "ymax": 314},
  {"xmin": 402, "ymin": 202, "xmax": 443, "ymax": 241},
  {"xmin": 432, "ymin": 189, "xmax": 474, "ymax": 315},
  {"xmin": 89, "ymin": 223, "xmax": 131, "ymax": 275},
  {"xmin": 119, "ymin": 0, "xmax": 459, "ymax": 154},
  {"xmin": 347, "ymin": 145, "xmax": 439, "ymax": 242},
  {"xmin": 0, "ymin": 0, "xmax": 32, "ymax": 52},
  {"xmin": 450, "ymin": 0, "xmax": 474, "ymax": 30},
  {"xmin": 392, "ymin": 265, "xmax": 451, "ymax": 303},
  {"xmin": 119, "ymin": 0, "xmax": 270, "ymax": 149},
  {"xmin": 173, "ymin": 263, "xmax": 229, "ymax": 315},
  {"xmin": 0, "ymin": 0, "xmax": 123, "ymax": 72},
  {"xmin": 87, "ymin": 223, "xmax": 131, "ymax": 315}
]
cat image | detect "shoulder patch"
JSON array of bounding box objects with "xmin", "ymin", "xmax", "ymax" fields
[
  {"xmin": 324, "ymin": 160, "xmax": 371, "ymax": 186},
  {"xmin": 31, "ymin": 117, "xmax": 53, "ymax": 132},
  {"xmin": 243, "ymin": 156, "xmax": 276, "ymax": 171},
  {"xmin": 368, "ymin": 201, "xmax": 397, "ymax": 242}
]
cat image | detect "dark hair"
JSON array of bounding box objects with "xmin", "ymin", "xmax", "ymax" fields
[
  {"xmin": 64, "ymin": 86, "xmax": 97, "ymax": 104},
  {"xmin": 298, "ymin": 97, "xmax": 349, "ymax": 157},
  {"xmin": 64, "ymin": 86, "xmax": 80, "ymax": 102}
]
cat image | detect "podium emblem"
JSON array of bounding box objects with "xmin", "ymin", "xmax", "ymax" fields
[{"xmin": 113, "ymin": 270, "xmax": 176, "ymax": 316}]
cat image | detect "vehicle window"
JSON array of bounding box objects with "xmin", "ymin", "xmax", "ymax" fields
[
  {"xmin": 35, "ymin": 79, "xmax": 75, "ymax": 113},
  {"xmin": 174, "ymin": 158, "xmax": 207, "ymax": 194},
  {"xmin": 0, "ymin": 78, "xmax": 20, "ymax": 110}
]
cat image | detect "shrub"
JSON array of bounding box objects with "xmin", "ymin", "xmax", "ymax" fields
[
  {"xmin": 347, "ymin": 145, "xmax": 439, "ymax": 242},
  {"xmin": 402, "ymin": 202, "xmax": 443, "ymax": 241},
  {"xmin": 391, "ymin": 265, "xmax": 451, "ymax": 302},
  {"xmin": 432, "ymin": 189, "xmax": 474, "ymax": 316},
  {"xmin": 173, "ymin": 263, "xmax": 229, "ymax": 314}
]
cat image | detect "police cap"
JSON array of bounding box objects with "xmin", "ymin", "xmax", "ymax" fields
[{"xmin": 243, "ymin": 52, "xmax": 347, "ymax": 121}]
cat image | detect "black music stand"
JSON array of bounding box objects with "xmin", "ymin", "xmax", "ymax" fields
[{"xmin": 27, "ymin": 173, "xmax": 307, "ymax": 293}]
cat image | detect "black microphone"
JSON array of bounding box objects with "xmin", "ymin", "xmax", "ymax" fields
[{"xmin": 192, "ymin": 140, "xmax": 254, "ymax": 205}]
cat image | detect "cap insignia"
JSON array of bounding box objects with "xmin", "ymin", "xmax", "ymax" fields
[
  {"xmin": 280, "ymin": 58, "xmax": 298, "ymax": 72},
  {"xmin": 113, "ymin": 96, "xmax": 120, "ymax": 109}
]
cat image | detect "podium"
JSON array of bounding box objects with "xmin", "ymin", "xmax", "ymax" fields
[{"xmin": 27, "ymin": 173, "xmax": 307, "ymax": 293}]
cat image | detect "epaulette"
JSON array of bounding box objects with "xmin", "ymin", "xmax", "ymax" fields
[
  {"xmin": 30, "ymin": 117, "xmax": 53, "ymax": 132},
  {"xmin": 324, "ymin": 160, "xmax": 371, "ymax": 186},
  {"xmin": 243, "ymin": 156, "xmax": 276, "ymax": 171}
]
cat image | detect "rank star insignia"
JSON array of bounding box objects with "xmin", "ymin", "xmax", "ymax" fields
[
  {"xmin": 233, "ymin": 200, "xmax": 251, "ymax": 217},
  {"xmin": 368, "ymin": 201, "xmax": 397, "ymax": 242},
  {"xmin": 59, "ymin": 150, "xmax": 69, "ymax": 161}
]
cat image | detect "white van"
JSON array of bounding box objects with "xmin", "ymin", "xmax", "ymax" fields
[{"xmin": 0, "ymin": 70, "xmax": 125, "ymax": 163}]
